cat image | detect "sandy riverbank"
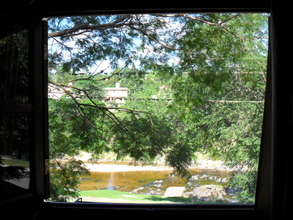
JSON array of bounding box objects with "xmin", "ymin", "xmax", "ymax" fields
[
  {"xmin": 73, "ymin": 151, "xmax": 241, "ymax": 172},
  {"xmin": 83, "ymin": 161, "xmax": 239, "ymax": 172},
  {"xmin": 84, "ymin": 163, "xmax": 173, "ymax": 172}
]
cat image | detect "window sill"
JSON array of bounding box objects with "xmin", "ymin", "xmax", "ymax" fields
[{"xmin": 41, "ymin": 201, "xmax": 258, "ymax": 220}]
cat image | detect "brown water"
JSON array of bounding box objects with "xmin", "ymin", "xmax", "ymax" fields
[{"xmin": 78, "ymin": 168, "xmax": 232, "ymax": 194}]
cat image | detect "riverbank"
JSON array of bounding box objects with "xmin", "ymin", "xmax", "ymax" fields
[
  {"xmin": 74, "ymin": 151, "xmax": 240, "ymax": 172},
  {"xmin": 84, "ymin": 163, "xmax": 173, "ymax": 172}
]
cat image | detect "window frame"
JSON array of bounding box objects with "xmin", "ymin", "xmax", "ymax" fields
[
  {"xmin": 0, "ymin": 18, "xmax": 47, "ymax": 220},
  {"xmin": 0, "ymin": 8, "xmax": 49, "ymax": 204},
  {"xmin": 42, "ymin": 6, "xmax": 272, "ymax": 213}
]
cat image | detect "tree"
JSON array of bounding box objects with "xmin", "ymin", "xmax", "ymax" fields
[{"xmin": 48, "ymin": 13, "xmax": 268, "ymax": 202}]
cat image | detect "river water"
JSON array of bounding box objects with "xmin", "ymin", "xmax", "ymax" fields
[{"xmin": 78, "ymin": 166, "xmax": 234, "ymax": 199}]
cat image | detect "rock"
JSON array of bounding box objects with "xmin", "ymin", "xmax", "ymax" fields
[
  {"xmin": 183, "ymin": 184, "xmax": 228, "ymax": 202},
  {"xmin": 221, "ymin": 177, "xmax": 228, "ymax": 183},
  {"xmin": 201, "ymin": 174, "xmax": 208, "ymax": 179},
  {"xmin": 131, "ymin": 186, "xmax": 144, "ymax": 194},
  {"xmin": 190, "ymin": 175, "xmax": 199, "ymax": 181},
  {"xmin": 215, "ymin": 177, "xmax": 222, "ymax": 182},
  {"xmin": 164, "ymin": 187, "xmax": 186, "ymax": 198},
  {"xmin": 150, "ymin": 190, "xmax": 157, "ymax": 195}
]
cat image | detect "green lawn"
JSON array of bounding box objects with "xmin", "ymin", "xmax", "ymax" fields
[
  {"xmin": 78, "ymin": 190, "xmax": 207, "ymax": 204},
  {"xmin": 79, "ymin": 190, "xmax": 166, "ymax": 203},
  {"xmin": 2, "ymin": 159, "xmax": 30, "ymax": 168}
]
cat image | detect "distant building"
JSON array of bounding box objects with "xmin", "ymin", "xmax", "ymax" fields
[
  {"xmin": 48, "ymin": 83, "xmax": 72, "ymax": 99},
  {"xmin": 48, "ymin": 84, "xmax": 66, "ymax": 99},
  {"xmin": 104, "ymin": 83, "xmax": 128, "ymax": 107},
  {"xmin": 48, "ymin": 82, "xmax": 129, "ymax": 108}
]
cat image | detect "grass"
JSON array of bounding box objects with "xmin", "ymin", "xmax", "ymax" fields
[
  {"xmin": 79, "ymin": 190, "xmax": 167, "ymax": 203},
  {"xmin": 2, "ymin": 159, "xmax": 30, "ymax": 168},
  {"xmin": 78, "ymin": 190, "xmax": 211, "ymax": 204}
]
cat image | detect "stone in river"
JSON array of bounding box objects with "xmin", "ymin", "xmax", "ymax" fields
[{"xmin": 163, "ymin": 187, "xmax": 185, "ymax": 198}]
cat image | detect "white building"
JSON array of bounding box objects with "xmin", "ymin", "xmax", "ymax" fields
[
  {"xmin": 48, "ymin": 82, "xmax": 129, "ymax": 108},
  {"xmin": 48, "ymin": 83, "xmax": 72, "ymax": 99},
  {"xmin": 104, "ymin": 83, "xmax": 128, "ymax": 106},
  {"xmin": 48, "ymin": 84, "xmax": 66, "ymax": 99}
]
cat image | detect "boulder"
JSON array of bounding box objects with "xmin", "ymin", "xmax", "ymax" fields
[
  {"xmin": 164, "ymin": 187, "xmax": 186, "ymax": 198},
  {"xmin": 183, "ymin": 184, "xmax": 228, "ymax": 202}
]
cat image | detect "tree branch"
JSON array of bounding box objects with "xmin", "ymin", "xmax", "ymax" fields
[
  {"xmin": 48, "ymin": 80, "xmax": 146, "ymax": 136},
  {"xmin": 128, "ymin": 24, "xmax": 182, "ymax": 52},
  {"xmin": 48, "ymin": 15, "xmax": 131, "ymax": 38},
  {"xmin": 207, "ymin": 100, "xmax": 264, "ymax": 104}
]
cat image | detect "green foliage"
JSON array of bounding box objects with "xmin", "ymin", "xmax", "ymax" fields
[
  {"xmin": 48, "ymin": 13, "xmax": 269, "ymax": 202},
  {"xmin": 49, "ymin": 159, "xmax": 89, "ymax": 202},
  {"xmin": 49, "ymin": 98, "xmax": 108, "ymax": 200},
  {"xmin": 0, "ymin": 29, "xmax": 29, "ymax": 103},
  {"xmin": 49, "ymin": 98, "xmax": 108, "ymax": 157},
  {"xmin": 110, "ymin": 114, "xmax": 171, "ymax": 161},
  {"xmin": 228, "ymin": 170, "xmax": 258, "ymax": 203}
]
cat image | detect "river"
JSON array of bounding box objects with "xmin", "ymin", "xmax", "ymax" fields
[{"xmin": 78, "ymin": 165, "xmax": 234, "ymax": 198}]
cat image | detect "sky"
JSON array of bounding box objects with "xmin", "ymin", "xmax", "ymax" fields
[{"xmin": 48, "ymin": 13, "xmax": 269, "ymax": 76}]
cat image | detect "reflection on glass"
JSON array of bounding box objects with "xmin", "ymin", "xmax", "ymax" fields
[
  {"xmin": 0, "ymin": 19, "xmax": 31, "ymax": 200},
  {"xmin": 0, "ymin": 113, "xmax": 31, "ymax": 199},
  {"xmin": 0, "ymin": 29, "xmax": 30, "ymax": 104}
]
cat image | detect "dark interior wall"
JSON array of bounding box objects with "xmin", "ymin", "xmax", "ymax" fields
[
  {"xmin": 36, "ymin": 1, "xmax": 270, "ymax": 17},
  {"xmin": 270, "ymin": 3, "xmax": 293, "ymax": 220}
]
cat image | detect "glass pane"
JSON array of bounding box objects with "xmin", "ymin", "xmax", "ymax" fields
[
  {"xmin": 0, "ymin": 113, "xmax": 31, "ymax": 200},
  {"xmin": 0, "ymin": 27, "xmax": 30, "ymax": 104},
  {"xmin": 47, "ymin": 13, "xmax": 269, "ymax": 204}
]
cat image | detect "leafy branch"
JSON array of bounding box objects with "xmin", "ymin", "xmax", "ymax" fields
[
  {"xmin": 48, "ymin": 80, "xmax": 150, "ymax": 141},
  {"xmin": 48, "ymin": 15, "xmax": 132, "ymax": 38}
]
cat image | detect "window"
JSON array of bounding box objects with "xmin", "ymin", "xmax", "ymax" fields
[
  {"xmin": 46, "ymin": 12, "xmax": 269, "ymax": 205},
  {"xmin": 3, "ymin": 3, "xmax": 293, "ymax": 220},
  {"xmin": 0, "ymin": 11, "xmax": 48, "ymax": 203},
  {"xmin": 0, "ymin": 21, "xmax": 32, "ymax": 200}
]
